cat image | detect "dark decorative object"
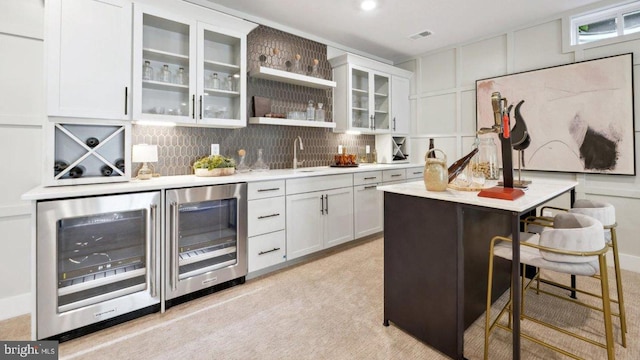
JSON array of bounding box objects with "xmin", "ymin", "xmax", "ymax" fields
[{"xmin": 477, "ymin": 53, "xmax": 635, "ymax": 176}]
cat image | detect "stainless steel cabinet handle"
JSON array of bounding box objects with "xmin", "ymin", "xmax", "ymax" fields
[
  {"xmin": 391, "ymin": 174, "xmax": 402, "ymax": 177},
  {"xmin": 393, "ymin": 117, "xmax": 396, "ymax": 131},
  {"xmin": 364, "ymin": 185, "xmax": 377, "ymax": 190},
  {"xmin": 320, "ymin": 195, "xmax": 325, "ymax": 214},
  {"xmin": 257, "ymin": 188, "xmax": 280, "ymax": 192},
  {"xmin": 370, "ymin": 115, "xmax": 374, "ymax": 130},
  {"xmin": 149, "ymin": 204, "xmax": 157, "ymax": 298},
  {"xmin": 258, "ymin": 213, "xmax": 280, "ymax": 219},
  {"xmin": 199, "ymin": 95, "xmax": 203, "ymax": 119},
  {"xmin": 124, "ymin": 87, "xmax": 128, "ymax": 115},
  {"xmin": 364, "ymin": 176, "xmax": 378, "ymax": 180},
  {"xmin": 413, "ymin": 172, "xmax": 422, "ymax": 175},
  {"xmin": 258, "ymin": 247, "xmax": 281, "ymax": 255},
  {"xmin": 170, "ymin": 202, "xmax": 178, "ymax": 291}
]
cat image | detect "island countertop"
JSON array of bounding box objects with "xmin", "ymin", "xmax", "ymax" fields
[{"xmin": 377, "ymin": 179, "xmax": 579, "ymax": 213}]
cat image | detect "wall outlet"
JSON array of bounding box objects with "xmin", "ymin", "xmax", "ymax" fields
[
  {"xmin": 211, "ymin": 144, "xmax": 219, "ymax": 156},
  {"xmin": 338, "ymin": 145, "xmax": 343, "ymax": 154},
  {"xmin": 365, "ymin": 145, "xmax": 370, "ymax": 154}
]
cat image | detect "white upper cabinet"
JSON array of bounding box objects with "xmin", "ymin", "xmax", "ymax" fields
[
  {"xmin": 391, "ymin": 75, "xmax": 410, "ymax": 134},
  {"xmin": 46, "ymin": 0, "xmax": 132, "ymax": 120},
  {"xmin": 132, "ymin": 2, "xmax": 252, "ymax": 128},
  {"xmin": 330, "ymin": 54, "xmax": 413, "ymax": 134}
]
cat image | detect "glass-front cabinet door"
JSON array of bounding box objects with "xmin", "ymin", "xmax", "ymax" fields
[
  {"xmin": 133, "ymin": 5, "xmax": 197, "ymax": 124},
  {"xmin": 349, "ymin": 65, "xmax": 390, "ymax": 133},
  {"xmin": 196, "ymin": 23, "xmax": 247, "ymax": 128}
]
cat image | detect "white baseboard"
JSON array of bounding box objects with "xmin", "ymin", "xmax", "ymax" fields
[
  {"xmin": 607, "ymin": 252, "xmax": 640, "ymax": 274},
  {"xmin": 0, "ymin": 292, "xmax": 32, "ymax": 321}
]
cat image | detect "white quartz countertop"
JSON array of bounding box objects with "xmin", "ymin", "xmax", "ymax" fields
[
  {"xmin": 23, "ymin": 163, "xmax": 422, "ymax": 201},
  {"xmin": 377, "ymin": 179, "xmax": 579, "ymax": 213}
]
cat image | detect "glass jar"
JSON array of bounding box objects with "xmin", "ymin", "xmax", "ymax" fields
[
  {"xmin": 142, "ymin": 61, "xmax": 153, "ymax": 81},
  {"xmin": 306, "ymin": 100, "xmax": 315, "ymax": 120},
  {"xmin": 477, "ymin": 137, "xmax": 499, "ymax": 180},
  {"xmin": 211, "ymin": 73, "xmax": 220, "ymax": 89},
  {"xmin": 175, "ymin": 67, "xmax": 186, "ymax": 85},
  {"xmin": 160, "ymin": 64, "xmax": 171, "ymax": 83}
]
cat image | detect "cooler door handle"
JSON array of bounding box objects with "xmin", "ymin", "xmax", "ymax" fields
[
  {"xmin": 149, "ymin": 204, "xmax": 158, "ymax": 298},
  {"xmin": 170, "ymin": 202, "xmax": 179, "ymax": 291}
]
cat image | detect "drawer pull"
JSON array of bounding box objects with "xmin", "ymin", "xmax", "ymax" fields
[
  {"xmin": 391, "ymin": 174, "xmax": 402, "ymax": 177},
  {"xmin": 412, "ymin": 172, "xmax": 422, "ymax": 175},
  {"xmin": 257, "ymin": 188, "xmax": 280, "ymax": 192},
  {"xmin": 364, "ymin": 176, "xmax": 378, "ymax": 180},
  {"xmin": 257, "ymin": 213, "xmax": 280, "ymax": 219},
  {"xmin": 364, "ymin": 185, "xmax": 377, "ymax": 190},
  {"xmin": 258, "ymin": 247, "xmax": 281, "ymax": 255}
]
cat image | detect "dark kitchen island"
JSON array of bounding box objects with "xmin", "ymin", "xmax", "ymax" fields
[{"xmin": 378, "ymin": 179, "xmax": 577, "ymax": 360}]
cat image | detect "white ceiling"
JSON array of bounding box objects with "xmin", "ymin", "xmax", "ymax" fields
[{"xmin": 198, "ymin": 0, "xmax": 603, "ymax": 64}]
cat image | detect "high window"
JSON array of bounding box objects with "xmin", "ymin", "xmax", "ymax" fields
[{"xmin": 570, "ymin": 1, "xmax": 640, "ymax": 46}]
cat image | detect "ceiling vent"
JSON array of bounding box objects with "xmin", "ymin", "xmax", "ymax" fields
[{"xmin": 409, "ymin": 30, "xmax": 433, "ymax": 40}]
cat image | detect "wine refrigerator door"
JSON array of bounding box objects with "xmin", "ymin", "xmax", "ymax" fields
[
  {"xmin": 36, "ymin": 191, "xmax": 161, "ymax": 339},
  {"xmin": 165, "ymin": 183, "xmax": 247, "ymax": 301}
]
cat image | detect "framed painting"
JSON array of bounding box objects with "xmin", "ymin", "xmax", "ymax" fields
[{"xmin": 476, "ymin": 53, "xmax": 635, "ymax": 175}]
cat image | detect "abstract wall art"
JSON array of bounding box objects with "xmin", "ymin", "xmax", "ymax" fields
[{"xmin": 476, "ymin": 53, "xmax": 635, "ymax": 175}]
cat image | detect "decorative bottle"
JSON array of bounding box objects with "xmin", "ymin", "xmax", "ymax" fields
[
  {"xmin": 427, "ymin": 138, "xmax": 435, "ymax": 158},
  {"xmin": 100, "ymin": 165, "xmax": 113, "ymax": 176},
  {"xmin": 68, "ymin": 165, "xmax": 85, "ymax": 178},
  {"xmin": 306, "ymin": 100, "xmax": 315, "ymax": 120},
  {"xmin": 315, "ymin": 103, "xmax": 325, "ymax": 122},
  {"xmin": 251, "ymin": 148, "xmax": 269, "ymax": 171},
  {"xmin": 211, "ymin": 73, "xmax": 220, "ymax": 89},
  {"xmin": 236, "ymin": 149, "xmax": 250, "ymax": 173},
  {"xmin": 175, "ymin": 67, "xmax": 186, "ymax": 85}
]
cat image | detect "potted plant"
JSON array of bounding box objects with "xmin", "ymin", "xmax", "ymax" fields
[{"xmin": 193, "ymin": 155, "xmax": 236, "ymax": 177}]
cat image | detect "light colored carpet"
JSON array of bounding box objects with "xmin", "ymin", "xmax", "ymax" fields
[{"xmin": 1, "ymin": 236, "xmax": 638, "ymax": 359}]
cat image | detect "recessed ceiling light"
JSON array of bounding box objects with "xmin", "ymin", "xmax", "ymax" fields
[{"xmin": 361, "ymin": 1, "xmax": 377, "ymax": 11}]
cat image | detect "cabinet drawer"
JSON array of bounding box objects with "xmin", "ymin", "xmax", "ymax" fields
[
  {"xmin": 248, "ymin": 180, "xmax": 285, "ymax": 200},
  {"xmin": 286, "ymin": 174, "xmax": 352, "ymax": 195},
  {"xmin": 405, "ymin": 166, "xmax": 424, "ymax": 180},
  {"xmin": 354, "ymin": 171, "xmax": 383, "ymax": 185},
  {"xmin": 248, "ymin": 230, "xmax": 286, "ymax": 273},
  {"xmin": 383, "ymin": 169, "xmax": 406, "ymax": 182},
  {"xmin": 248, "ymin": 197, "xmax": 285, "ymax": 237}
]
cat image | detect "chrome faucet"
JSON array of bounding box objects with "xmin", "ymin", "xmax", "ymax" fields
[{"xmin": 293, "ymin": 136, "xmax": 304, "ymax": 169}]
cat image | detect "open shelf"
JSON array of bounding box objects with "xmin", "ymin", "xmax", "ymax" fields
[
  {"xmin": 249, "ymin": 66, "xmax": 336, "ymax": 90},
  {"xmin": 249, "ymin": 117, "xmax": 337, "ymax": 128}
]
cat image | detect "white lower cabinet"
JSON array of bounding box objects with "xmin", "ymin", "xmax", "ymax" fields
[
  {"xmin": 405, "ymin": 166, "xmax": 424, "ymax": 181},
  {"xmin": 354, "ymin": 171, "xmax": 383, "ymax": 238},
  {"xmin": 286, "ymin": 175, "xmax": 354, "ymax": 260},
  {"xmin": 247, "ymin": 180, "xmax": 286, "ymax": 273}
]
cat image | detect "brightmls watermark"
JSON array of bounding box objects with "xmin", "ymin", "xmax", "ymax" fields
[{"xmin": 0, "ymin": 341, "xmax": 58, "ymax": 359}]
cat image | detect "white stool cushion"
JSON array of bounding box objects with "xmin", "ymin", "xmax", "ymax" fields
[
  {"xmin": 494, "ymin": 233, "xmax": 600, "ymax": 276},
  {"xmin": 493, "ymin": 213, "xmax": 604, "ymax": 276},
  {"xmin": 570, "ymin": 199, "xmax": 616, "ymax": 227}
]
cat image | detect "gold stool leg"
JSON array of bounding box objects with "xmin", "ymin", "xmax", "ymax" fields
[
  {"xmin": 610, "ymin": 227, "xmax": 627, "ymax": 347},
  {"xmin": 484, "ymin": 242, "xmax": 496, "ymax": 360},
  {"xmin": 599, "ymin": 255, "xmax": 615, "ymax": 360}
]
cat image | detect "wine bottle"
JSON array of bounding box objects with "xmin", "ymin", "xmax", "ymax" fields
[
  {"xmin": 427, "ymin": 138, "xmax": 435, "ymax": 158},
  {"xmin": 53, "ymin": 160, "xmax": 68, "ymax": 175},
  {"xmin": 100, "ymin": 165, "xmax": 113, "ymax": 176},
  {"xmin": 115, "ymin": 159, "xmax": 125, "ymax": 172},
  {"xmin": 68, "ymin": 165, "xmax": 85, "ymax": 178},
  {"xmin": 86, "ymin": 137, "xmax": 100, "ymax": 148},
  {"xmin": 447, "ymin": 148, "xmax": 479, "ymax": 183}
]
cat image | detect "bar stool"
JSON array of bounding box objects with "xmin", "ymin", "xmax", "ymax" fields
[
  {"xmin": 485, "ymin": 213, "xmax": 614, "ymax": 360},
  {"xmin": 537, "ymin": 200, "xmax": 626, "ymax": 347}
]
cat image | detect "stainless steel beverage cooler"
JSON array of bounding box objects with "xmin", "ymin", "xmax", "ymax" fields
[
  {"xmin": 165, "ymin": 183, "xmax": 247, "ymax": 303},
  {"xmin": 36, "ymin": 191, "xmax": 161, "ymax": 340}
]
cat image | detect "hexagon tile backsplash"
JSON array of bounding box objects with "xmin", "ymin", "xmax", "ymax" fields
[{"xmin": 132, "ymin": 125, "xmax": 374, "ymax": 176}]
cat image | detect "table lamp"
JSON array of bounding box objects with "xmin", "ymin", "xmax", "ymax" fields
[{"xmin": 132, "ymin": 144, "xmax": 158, "ymax": 180}]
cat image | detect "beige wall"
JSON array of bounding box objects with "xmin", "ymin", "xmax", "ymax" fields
[
  {"xmin": 409, "ymin": 6, "xmax": 640, "ymax": 272},
  {"xmin": 0, "ymin": 0, "xmax": 44, "ymax": 320}
]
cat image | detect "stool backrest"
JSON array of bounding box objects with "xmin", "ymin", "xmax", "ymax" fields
[
  {"xmin": 570, "ymin": 199, "xmax": 616, "ymax": 227},
  {"xmin": 539, "ymin": 213, "xmax": 604, "ymax": 263}
]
